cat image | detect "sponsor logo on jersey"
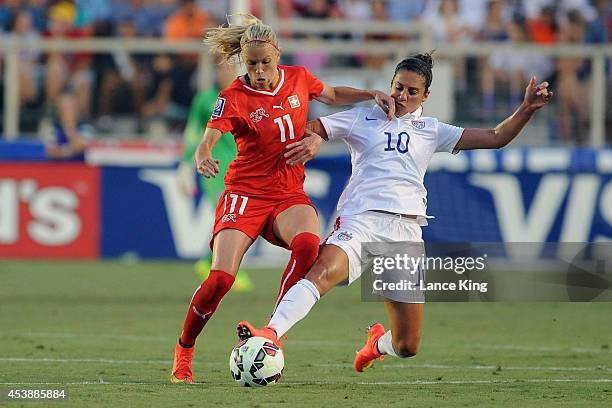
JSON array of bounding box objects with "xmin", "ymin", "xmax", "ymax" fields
[
  {"xmin": 249, "ymin": 107, "xmax": 269, "ymax": 123},
  {"xmin": 273, "ymin": 101, "xmax": 284, "ymax": 110},
  {"xmin": 337, "ymin": 231, "xmax": 353, "ymax": 241},
  {"xmin": 212, "ymin": 97, "xmax": 226, "ymax": 117},
  {"xmin": 288, "ymin": 94, "xmax": 301, "ymax": 108},
  {"xmin": 411, "ymin": 120, "xmax": 425, "ymax": 129},
  {"xmin": 365, "ymin": 116, "xmax": 377, "ymax": 121},
  {"xmin": 222, "ymin": 213, "xmax": 237, "ymax": 223}
]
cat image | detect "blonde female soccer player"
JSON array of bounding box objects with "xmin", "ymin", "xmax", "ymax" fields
[
  {"xmin": 171, "ymin": 14, "xmax": 395, "ymax": 383},
  {"xmin": 238, "ymin": 53, "xmax": 553, "ymax": 372}
]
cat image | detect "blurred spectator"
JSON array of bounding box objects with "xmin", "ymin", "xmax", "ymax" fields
[
  {"xmin": 301, "ymin": 0, "xmax": 333, "ymax": 19},
  {"xmin": 585, "ymin": 0, "xmax": 611, "ymax": 43},
  {"xmin": 426, "ymin": 0, "xmax": 473, "ymax": 90},
  {"xmin": 75, "ymin": 0, "xmax": 111, "ymax": 28},
  {"xmin": 427, "ymin": 0, "xmax": 473, "ymax": 45},
  {"xmin": 528, "ymin": 5, "xmax": 558, "ymax": 43},
  {"xmin": 481, "ymin": 17, "xmax": 531, "ymax": 115},
  {"xmin": 557, "ymin": 9, "xmax": 590, "ymax": 143},
  {"xmin": 44, "ymin": 1, "xmax": 94, "ymax": 119},
  {"xmin": 523, "ymin": 0, "xmax": 597, "ymax": 22},
  {"xmin": 339, "ymin": 0, "xmax": 371, "ymax": 21},
  {"xmin": 111, "ymin": 0, "xmax": 176, "ymax": 37},
  {"xmin": 0, "ymin": 0, "xmax": 24, "ymax": 32},
  {"xmin": 293, "ymin": 35, "xmax": 329, "ymax": 71},
  {"xmin": 479, "ymin": 0, "xmax": 510, "ymax": 42},
  {"xmin": 363, "ymin": 0, "xmax": 393, "ymax": 69},
  {"xmin": 26, "ymin": 0, "xmax": 48, "ymax": 32},
  {"xmin": 45, "ymin": 92, "xmax": 89, "ymax": 160},
  {"xmin": 7, "ymin": 9, "xmax": 41, "ymax": 108},
  {"xmin": 387, "ymin": 0, "xmax": 427, "ymax": 21},
  {"xmin": 164, "ymin": 0, "xmax": 210, "ymax": 39},
  {"xmin": 96, "ymin": 17, "xmax": 146, "ymax": 118},
  {"xmin": 196, "ymin": 0, "xmax": 229, "ymax": 24},
  {"xmin": 141, "ymin": 54, "xmax": 174, "ymax": 121}
]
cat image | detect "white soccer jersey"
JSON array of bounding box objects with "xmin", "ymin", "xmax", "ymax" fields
[{"xmin": 319, "ymin": 105, "xmax": 464, "ymax": 218}]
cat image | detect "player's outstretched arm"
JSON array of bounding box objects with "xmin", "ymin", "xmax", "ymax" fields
[
  {"xmin": 455, "ymin": 76, "xmax": 553, "ymax": 151},
  {"xmin": 195, "ymin": 127, "xmax": 222, "ymax": 178},
  {"xmin": 315, "ymin": 85, "xmax": 395, "ymax": 119},
  {"xmin": 284, "ymin": 120, "xmax": 328, "ymax": 166}
]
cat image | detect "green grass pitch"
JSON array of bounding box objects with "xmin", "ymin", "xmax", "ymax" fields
[{"xmin": 1, "ymin": 261, "xmax": 611, "ymax": 407}]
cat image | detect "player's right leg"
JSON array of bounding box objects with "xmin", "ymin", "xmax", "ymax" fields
[
  {"xmin": 237, "ymin": 244, "xmax": 350, "ymax": 345},
  {"xmin": 171, "ymin": 229, "xmax": 253, "ymax": 383}
]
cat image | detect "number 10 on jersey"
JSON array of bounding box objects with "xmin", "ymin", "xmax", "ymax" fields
[{"xmin": 274, "ymin": 114, "xmax": 295, "ymax": 142}]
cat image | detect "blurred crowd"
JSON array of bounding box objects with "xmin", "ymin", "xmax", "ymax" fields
[{"xmin": 0, "ymin": 0, "xmax": 610, "ymax": 144}]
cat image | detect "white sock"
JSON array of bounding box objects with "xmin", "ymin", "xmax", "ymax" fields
[
  {"xmin": 268, "ymin": 279, "xmax": 320, "ymax": 338},
  {"xmin": 376, "ymin": 330, "xmax": 399, "ymax": 357}
]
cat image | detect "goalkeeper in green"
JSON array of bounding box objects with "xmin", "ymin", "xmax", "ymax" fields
[{"xmin": 178, "ymin": 77, "xmax": 253, "ymax": 292}]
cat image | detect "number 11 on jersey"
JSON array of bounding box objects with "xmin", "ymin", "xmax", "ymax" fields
[{"xmin": 274, "ymin": 114, "xmax": 295, "ymax": 142}]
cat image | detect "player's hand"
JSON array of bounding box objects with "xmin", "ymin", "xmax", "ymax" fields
[
  {"xmin": 523, "ymin": 76, "xmax": 553, "ymax": 111},
  {"xmin": 177, "ymin": 161, "xmax": 196, "ymax": 195},
  {"xmin": 285, "ymin": 129, "xmax": 324, "ymax": 166},
  {"xmin": 372, "ymin": 90, "xmax": 396, "ymax": 120}
]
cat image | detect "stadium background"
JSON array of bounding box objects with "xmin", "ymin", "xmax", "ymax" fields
[
  {"xmin": 1, "ymin": 0, "xmax": 610, "ymax": 262},
  {"xmin": 1, "ymin": 1, "xmax": 612, "ymax": 406}
]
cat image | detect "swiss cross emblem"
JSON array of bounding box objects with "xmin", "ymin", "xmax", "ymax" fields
[{"xmin": 288, "ymin": 94, "xmax": 300, "ymax": 108}]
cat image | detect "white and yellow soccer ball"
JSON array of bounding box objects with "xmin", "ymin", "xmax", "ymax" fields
[{"xmin": 229, "ymin": 336, "xmax": 284, "ymax": 387}]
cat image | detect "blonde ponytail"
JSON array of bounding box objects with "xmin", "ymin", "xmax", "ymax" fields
[{"xmin": 204, "ymin": 14, "xmax": 279, "ymax": 63}]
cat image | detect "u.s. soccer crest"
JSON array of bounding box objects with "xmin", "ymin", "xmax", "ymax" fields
[
  {"xmin": 288, "ymin": 94, "xmax": 300, "ymax": 108},
  {"xmin": 337, "ymin": 231, "xmax": 353, "ymax": 241},
  {"xmin": 411, "ymin": 120, "xmax": 425, "ymax": 130},
  {"xmin": 212, "ymin": 97, "xmax": 225, "ymax": 117}
]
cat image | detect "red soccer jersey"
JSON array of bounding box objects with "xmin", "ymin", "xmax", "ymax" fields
[{"xmin": 207, "ymin": 65, "xmax": 325, "ymax": 195}]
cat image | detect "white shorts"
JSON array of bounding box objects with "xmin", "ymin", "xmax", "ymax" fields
[{"xmin": 324, "ymin": 211, "xmax": 423, "ymax": 286}]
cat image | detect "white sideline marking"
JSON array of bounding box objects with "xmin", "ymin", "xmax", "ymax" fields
[
  {"xmin": 320, "ymin": 362, "xmax": 612, "ymax": 372},
  {"xmin": 11, "ymin": 333, "xmax": 612, "ymax": 353},
  {"xmin": 15, "ymin": 332, "xmax": 173, "ymax": 342},
  {"xmin": 472, "ymin": 344, "xmax": 612, "ymax": 354},
  {"xmin": 0, "ymin": 379, "xmax": 610, "ymax": 386},
  {"xmin": 1, "ymin": 357, "xmax": 610, "ymax": 373},
  {"xmin": 11, "ymin": 332, "xmax": 353, "ymax": 346},
  {"xmin": 0, "ymin": 357, "xmax": 170, "ymax": 365}
]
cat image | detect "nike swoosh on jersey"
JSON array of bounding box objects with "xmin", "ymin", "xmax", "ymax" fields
[{"xmin": 365, "ymin": 116, "xmax": 377, "ymax": 121}]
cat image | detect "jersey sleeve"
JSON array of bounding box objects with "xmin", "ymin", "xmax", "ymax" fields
[
  {"xmin": 302, "ymin": 67, "xmax": 325, "ymax": 100},
  {"xmin": 435, "ymin": 121, "xmax": 464, "ymax": 153},
  {"xmin": 318, "ymin": 107, "xmax": 361, "ymax": 141},
  {"xmin": 206, "ymin": 91, "xmax": 240, "ymax": 134}
]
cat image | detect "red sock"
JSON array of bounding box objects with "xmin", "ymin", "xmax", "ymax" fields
[
  {"xmin": 180, "ymin": 270, "xmax": 234, "ymax": 346},
  {"xmin": 272, "ymin": 232, "xmax": 320, "ymax": 313}
]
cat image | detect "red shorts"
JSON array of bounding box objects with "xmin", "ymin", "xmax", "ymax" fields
[{"xmin": 211, "ymin": 190, "xmax": 315, "ymax": 250}]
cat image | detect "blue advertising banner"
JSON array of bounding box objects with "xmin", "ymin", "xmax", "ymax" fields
[{"xmin": 98, "ymin": 148, "xmax": 612, "ymax": 262}]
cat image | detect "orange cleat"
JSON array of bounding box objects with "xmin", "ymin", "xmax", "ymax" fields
[
  {"xmin": 354, "ymin": 323, "xmax": 385, "ymax": 372},
  {"xmin": 170, "ymin": 341, "xmax": 195, "ymax": 384},
  {"xmin": 237, "ymin": 321, "xmax": 283, "ymax": 348}
]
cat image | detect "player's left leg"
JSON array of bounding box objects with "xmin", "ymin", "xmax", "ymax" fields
[
  {"xmin": 269, "ymin": 204, "xmax": 320, "ymax": 312},
  {"xmin": 195, "ymin": 155, "xmax": 253, "ymax": 292},
  {"xmin": 355, "ymin": 301, "xmax": 423, "ymax": 372}
]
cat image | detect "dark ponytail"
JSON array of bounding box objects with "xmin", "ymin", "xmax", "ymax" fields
[{"xmin": 393, "ymin": 52, "xmax": 434, "ymax": 92}]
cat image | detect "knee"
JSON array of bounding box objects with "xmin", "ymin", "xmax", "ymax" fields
[
  {"xmin": 306, "ymin": 264, "xmax": 334, "ymax": 297},
  {"xmin": 393, "ymin": 337, "xmax": 420, "ymax": 358},
  {"xmin": 290, "ymin": 232, "xmax": 319, "ymax": 260}
]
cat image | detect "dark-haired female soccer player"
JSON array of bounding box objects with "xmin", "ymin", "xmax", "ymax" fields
[{"xmin": 238, "ymin": 53, "xmax": 553, "ymax": 372}]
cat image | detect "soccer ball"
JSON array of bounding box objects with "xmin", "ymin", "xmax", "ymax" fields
[{"xmin": 229, "ymin": 336, "xmax": 284, "ymax": 387}]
